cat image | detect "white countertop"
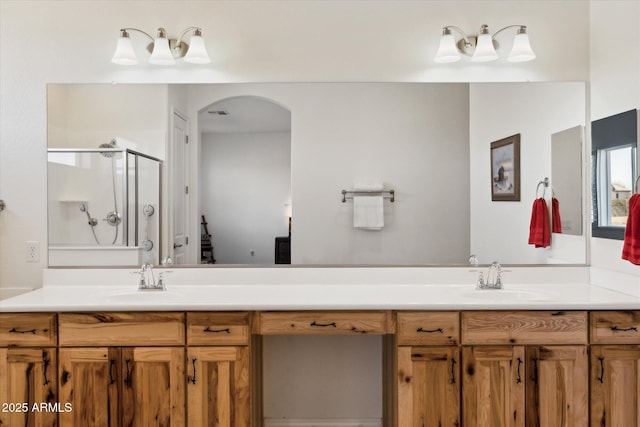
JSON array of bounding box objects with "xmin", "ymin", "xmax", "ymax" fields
[{"xmin": 1, "ymin": 282, "xmax": 639, "ymax": 312}]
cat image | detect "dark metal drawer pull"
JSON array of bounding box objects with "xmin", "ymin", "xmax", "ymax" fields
[
  {"xmin": 611, "ymin": 325, "xmax": 638, "ymax": 332},
  {"xmin": 417, "ymin": 327, "xmax": 444, "ymax": 334},
  {"xmin": 9, "ymin": 328, "xmax": 37, "ymax": 334},
  {"xmin": 203, "ymin": 327, "xmax": 231, "ymax": 334},
  {"xmin": 310, "ymin": 321, "xmax": 337, "ymax": 328}
]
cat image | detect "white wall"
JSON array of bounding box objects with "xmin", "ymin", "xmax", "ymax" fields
[
  {"xmin": 589, "ymin": 0, "xmax": 640, "ymax": 277},
  {"xmin": 0, "ymin": 0, "xmax": 591, "ymax": 289},
  {"xmin": 187, "ymin": 83, "xmax": 470, "ymax": 265},
  {"xmin": 201, "ymin": 131, "xmax": 291, "ymax": 264},
  {"xmin": 469, "ymin": 83, "xmax": 586, "ymax": 264}
]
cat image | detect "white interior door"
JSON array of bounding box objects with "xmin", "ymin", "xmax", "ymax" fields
[{"xmin": 172, "ymin": 112, "xmax": 189, "ymax": 264}]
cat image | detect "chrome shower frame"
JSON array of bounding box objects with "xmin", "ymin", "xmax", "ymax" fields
[{"xmin": 47, "ymin": 148, "xmax": 163, "ymax": 258}]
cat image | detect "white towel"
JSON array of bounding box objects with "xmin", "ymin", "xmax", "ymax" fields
[{"xmin": 354, "ymin": 196, "xmax": 384, "ymax": 230}]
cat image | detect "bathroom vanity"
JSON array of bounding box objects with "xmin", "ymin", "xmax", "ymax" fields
[{"xmin": 1, "ymin": 270, "xmax": 639, "ymax": 427}]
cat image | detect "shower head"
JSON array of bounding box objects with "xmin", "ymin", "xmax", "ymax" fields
[
  {"xmin": 79, "ymin": 203, "xmax": 87, "ymax": 212},
  {"xmin": 98, "ymin": 139, "xmax": 118, "ymax": 158}
]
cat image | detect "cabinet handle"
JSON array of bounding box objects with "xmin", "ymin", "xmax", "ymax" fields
[
  {"xmin": 124, "ymin": 359, "xmax": 132, "ymax": 386},
  {"xmin": 310, "ymin": 321, "xmax": 337, "ymax": 328},
  {"xmin": 109, "ymin": 359, "xmax": 116, "ymax": 385},
  {"xmin": 450, "ymin": 357, "xmax": 457, "ymax": 385},
  {"xmin": 611, "ymin": 325, "xmax": 638, "ymax": 332},
  {"xmin": 532, "ymin": 358, "xmax": 539, "ymax": 384},
  {"xmin": 203, "ymin": 327, "xmax": 231, "ymax": 334},
  {"xmin": 417, "ymin": 327, "xmax": 444, "ymax": 334},
  {"xmin": 597, "ymin": 356, "xmax": 605, "ymax": 383},
  {"xmin": 42, "ymin": 350, "xmax": 51, "ymax": 386},
  {"xmin": 188, "ymin": 358, "xmax": 197, "ymax": 385},
  {"xmin": 515, "ymin": 357, "xmax": 522, "ymax": 384},
  {"xmin": 9, "ymin": 327, "xmax": 36, "ymax": 334}
]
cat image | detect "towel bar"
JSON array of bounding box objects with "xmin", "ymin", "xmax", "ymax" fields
[{"xmin": 341, "ymin": 189, "xmax": 395, "ymax": 203}]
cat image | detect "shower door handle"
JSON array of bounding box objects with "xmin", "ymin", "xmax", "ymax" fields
[{"xmin": 174, "ymin": 243, "xmax": 183, "ymax": 249}]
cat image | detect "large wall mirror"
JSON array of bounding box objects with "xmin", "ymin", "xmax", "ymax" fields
[{"xmin": 47, "ymin": 82, "xmax": 587, "ymax": 267}]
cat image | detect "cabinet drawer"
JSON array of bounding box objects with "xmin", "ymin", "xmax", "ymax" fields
[
  {"xmin": 59, "ymin": 312, "xmax": 185, "ymax": 346},
  {"xmin": 0, "ymin": 313, "xmax": 57, "ymax": 347},
  {"xmin": 187, "ymin": 312, "xmax": 249, "ymax": 345},
  {"xmin": 462, "ymin": 311, "xmax": 587, "ymax": 345},
  {"xmin": 258, "ymin": 311, "xmax": 389, "ymax": 335},
  {"xmin": 397, "ymin": 312, "xmax": 459, "ymax": 345},
  {"xmin": 591, "ymin": 311, "xmax": 640, "ymax": 344}
]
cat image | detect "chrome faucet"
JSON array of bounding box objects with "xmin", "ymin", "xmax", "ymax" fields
[
  {"xmin": 476, "ymin": 261, "xmax": 503, "ymax": 290},
  {"xmin": 137, "ymin": 263, "xmax": 166, "ymax": 291}
]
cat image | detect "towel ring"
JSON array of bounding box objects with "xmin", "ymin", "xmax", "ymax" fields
[{"xmin": 536, "ymin": 177, "xmax": 549, "ymax": 198}]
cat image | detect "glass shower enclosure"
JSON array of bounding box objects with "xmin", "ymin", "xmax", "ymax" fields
[{"xmin": 47, "ymin": 148, "xmax": 162, "ymax": 266}]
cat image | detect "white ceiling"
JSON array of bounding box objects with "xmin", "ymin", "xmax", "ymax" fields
[{"xmin": 199, "ymin": 96, "xmax": 291, "ymax": 134}]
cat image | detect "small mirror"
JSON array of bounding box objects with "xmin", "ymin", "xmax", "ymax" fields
[
  {"xmin": 591, "ymin": 109, "xmax": 639, "ymax": 240},
  {"xmin": 551, "ymin": 126, "xmax": 583, "ymax": 236}
]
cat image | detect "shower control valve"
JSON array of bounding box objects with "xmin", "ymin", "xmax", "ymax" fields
[{"xmin": 104, "ymin": 211, "xmax": 122, "ymax": 226}]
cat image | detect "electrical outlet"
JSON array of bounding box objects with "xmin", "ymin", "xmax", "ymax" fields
[{"xmin": 26, "ymin": 241, "xmax": 40, "ymax": 263}]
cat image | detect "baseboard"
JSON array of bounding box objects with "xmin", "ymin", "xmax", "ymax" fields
[{"xmin": 264, "ymin": 418, "xmax": 382, "ymax": 427}]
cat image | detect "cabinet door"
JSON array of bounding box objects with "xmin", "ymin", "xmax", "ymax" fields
[
  {"xmin": 121, "ymin": 347, "xmax": 185, "ymax": 427},
  {"xmin": 462, "ymin": 346, "xmax": 525, "ymax": 427},
  {"xmin": 397, "ymin": 346, "xmax": 460, "ymax": 427},
  {"xmin": 187, "ymin": 346, "xmax": 250, "ymax": 427},
  {"xmin": 525, "ymin": 346, "xmax": 588, "ymax": 427},
  {"xmin": 58, "ymin": 347, "xmax": 119, "ymax": 427},
  {"xmin": 0, "ymin": 348, "xmax": 57, "ymax": 427},
  {"xmin": 591, "ymin": 345, "xmax": 640, "ymax": 427}
]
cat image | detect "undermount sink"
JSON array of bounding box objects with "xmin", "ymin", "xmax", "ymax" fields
[
  {"xmin": 456, "ymin": 288, "xmax": 550, "ymax": 301},
  {"xmin": 105, "ymin": 290, "xmax": 183, "ymax": 303}
]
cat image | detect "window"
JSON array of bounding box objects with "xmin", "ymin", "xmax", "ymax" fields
[{"xmin": 592, "ymin": 110, "xmax": 638, "ymax": 240}]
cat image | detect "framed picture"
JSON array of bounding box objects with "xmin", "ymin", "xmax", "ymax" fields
[{"xmin": 490, "ymin": 134, "xmax": 521, "ymax": 201}]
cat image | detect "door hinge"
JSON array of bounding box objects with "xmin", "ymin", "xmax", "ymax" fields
[{"xmin": 185, "ymin": 186, "xmax": 189, "ymax": 194}]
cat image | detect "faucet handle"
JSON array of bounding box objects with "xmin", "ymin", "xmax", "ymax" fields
[
  {"xmin": 476, "ymin": 272, "xmax": 485, "ymax": 289},
  {"xmin": 157, "ymin": 271, "xmax": 172, "ymax": 290}
]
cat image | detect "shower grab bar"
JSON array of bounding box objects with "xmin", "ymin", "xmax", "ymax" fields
[{"xmin": 341, "ymin": 189, "xmax": 395, "ymax": 203}]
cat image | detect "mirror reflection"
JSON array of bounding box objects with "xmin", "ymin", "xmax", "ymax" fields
[{"xmin": 47, "ymin": 82, "xmax": 587, "ymax": 267}]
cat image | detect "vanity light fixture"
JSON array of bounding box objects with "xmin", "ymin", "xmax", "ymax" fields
[
  {"xmin": 434, "ymin": 24, "xmax": 536, "ymax": 63},
  {"xmin": 111, "ymin": 27, "xmax": 211, "ymax": 65}
]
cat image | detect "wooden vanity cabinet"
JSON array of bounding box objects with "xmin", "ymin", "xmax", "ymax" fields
[
  {"xmin": 396, "ymin": 312, "xmax": 461, "ymax": 427},
  {"xmin": 57, "ymin": 312, "xmax": 186, "ymax": 427},
  {"xmin": 0, "ymin": 313, "xmax": 58, "ymax": 427},
  {"xmin": 461, "ymin": 311, "xmax": 589, "ymax": 427},
  {"xmin": 186, "ymin": 312, "xmax": 251, "ymax": 427},
  {"xmin": 590, "ymin": 311, "xmax": 640, "ymax": 427}
]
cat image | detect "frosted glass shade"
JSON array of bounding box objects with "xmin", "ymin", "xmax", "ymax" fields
[
  {"xmin": 184, "ymin": 34, "xmax": 211, "ymax": 64},
  {"xmin": 471, "ymin": 33, "xmax": 498, "ymax": 62},
  {"xmin": 508, "ymin": 31, "xmax": 536, "ymax": 62},
  {"xmin": 434, "ymin": 32, "xmax": 461, "ymax": 63},
  {"xmin": 149, "ymin": 36, "xmax": 175, "ymax": 65},
  {"xmin": 111, "ymin": 35, "xmax": 138, "ymax": 65}
]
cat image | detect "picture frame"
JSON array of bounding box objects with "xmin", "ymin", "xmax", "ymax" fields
[{"xmin": 490, "ymin": 134, "xmax": 521, "ymax": 201}]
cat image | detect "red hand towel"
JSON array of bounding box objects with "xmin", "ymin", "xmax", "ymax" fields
[
  {"xmin": 552, "ymin": 197, "xmax": 562, "ymax": 234},
  {"xmin": 622, "ymin": 194, "xmax": 640, "ymax": 265},
  {"xmin": 528, "ymin": 198, "xmax": 550, "ymax": 248}
]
